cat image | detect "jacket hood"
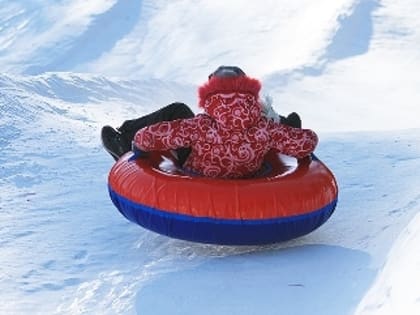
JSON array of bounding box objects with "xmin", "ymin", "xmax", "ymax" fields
[{"xmin": 198, "ymin": 75, "xmax": 262, "ymax": 130}]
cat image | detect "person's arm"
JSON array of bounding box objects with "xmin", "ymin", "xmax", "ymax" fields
[
  {"xmin": 270, "ymin": 124, "xmax": 318, "ymax": 159},
  {"xmin": 133, "ymin": 117, "xmax": 198, "ymax": 151}
]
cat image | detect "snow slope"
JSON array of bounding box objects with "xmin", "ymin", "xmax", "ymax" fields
[
  {"xmin": 354, "ymin": 211, "xmax": 420, "ymax": 315},
  {"xmin": 1, "ymin": 0, "xmax": 420, "ymax": 314}
]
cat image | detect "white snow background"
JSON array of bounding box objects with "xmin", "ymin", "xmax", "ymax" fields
[{"xmin": 1, "ymin": 0, "xmax": 419, "ymax": 314}]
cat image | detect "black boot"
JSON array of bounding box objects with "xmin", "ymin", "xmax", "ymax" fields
[
  {"xmin": 101, "ymin": 126, "xmax": 131, "ymax": 161},
  {"xmin": 280, "ymin": 112, "xmax": 302, "ymax": 128}
]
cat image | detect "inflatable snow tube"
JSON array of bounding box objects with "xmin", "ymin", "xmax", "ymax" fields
[{"xmin": 108, "ymin": 151, "xmax": 338, "ymax": 245}]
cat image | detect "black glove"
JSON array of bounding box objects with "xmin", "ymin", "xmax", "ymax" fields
[{"xmin": 281, "ymin": 112, "xmax": 302, "ymax": 128}]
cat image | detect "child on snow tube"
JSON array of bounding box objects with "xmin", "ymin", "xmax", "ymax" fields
[{"xmin": 101, "ymin": 66, "xmax": 317, "ymax": 178}]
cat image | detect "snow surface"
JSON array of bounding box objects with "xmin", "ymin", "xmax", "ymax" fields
[{"xmin": 1, "ymin": 0, "xmax": 420, "ymax": 314}]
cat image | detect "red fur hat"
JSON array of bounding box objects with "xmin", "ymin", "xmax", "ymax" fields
[{"xmin": 198, "ymin": 74, "xmax": 262, "ymax": 108}]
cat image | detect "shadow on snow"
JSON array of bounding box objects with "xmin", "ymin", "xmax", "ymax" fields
[{"xmin": 24, "ymin": 1, "xmax": 143, "ymax": 75}]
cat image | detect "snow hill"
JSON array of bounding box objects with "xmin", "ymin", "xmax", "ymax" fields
[{"xmin": 1, "ymin": 0, "xmax": 420, "ymax": 314}]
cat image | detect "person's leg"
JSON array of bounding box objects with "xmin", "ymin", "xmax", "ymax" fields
[{"xmin": 101, "ymin": 102, "xmax": 194, "ymax": 162}]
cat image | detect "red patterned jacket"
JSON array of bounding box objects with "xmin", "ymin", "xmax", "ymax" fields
[{"xmin": 134, "ymin": 75, "xmax": 318, "ymax": 178}]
